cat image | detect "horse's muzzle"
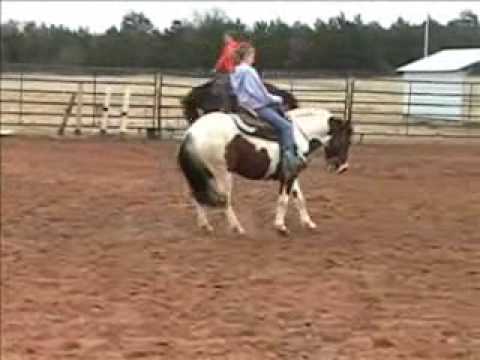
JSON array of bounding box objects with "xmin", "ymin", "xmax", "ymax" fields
[{"xmin": 326, "ymin": 162, "xmax": 349, "ymax": 174}]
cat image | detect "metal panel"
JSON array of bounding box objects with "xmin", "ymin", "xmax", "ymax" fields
[{"xmin": 403, "ymin": 72, "xmax": 466, "ymax": 121}]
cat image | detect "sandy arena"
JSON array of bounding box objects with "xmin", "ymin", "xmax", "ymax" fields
[{"xmin": 2, "ymin": 137, "xmax": 479, "ymax": 359}]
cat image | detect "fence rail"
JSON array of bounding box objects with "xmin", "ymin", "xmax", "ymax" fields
[{"xmin": 1, "ymin": 71, "xmax": 480, "ymax": 139}]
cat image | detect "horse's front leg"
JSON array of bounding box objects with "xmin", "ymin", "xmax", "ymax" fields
[
  {"xmin": 274, "ymin": 181, "xmax": 293, "ymax": 234},
  {"xmin": 291, "ymin": 179, "xmax": 317, "ymax": 230},
  {"xmin": 193, "ymin": 200, "xmax": 213, "ymax": 233},
  {"xmin": 224, "ymin": 172, "xmax": 245, "ymax": 235}
]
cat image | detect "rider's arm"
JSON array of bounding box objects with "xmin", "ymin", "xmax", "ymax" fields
[{"xmin": 244, "ymin": 67, "xmax": 282, "ymax": 105}]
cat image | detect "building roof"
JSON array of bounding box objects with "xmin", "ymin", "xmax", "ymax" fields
[{"xmin": 397, "ymin": 48, "xmax": 480, "ymax": 73}]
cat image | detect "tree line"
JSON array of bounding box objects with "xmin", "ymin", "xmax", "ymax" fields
[{"xmin": 1, "ymin": 9, "xmax": 480, "ymax": 74}]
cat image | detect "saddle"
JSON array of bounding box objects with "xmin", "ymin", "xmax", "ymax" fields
[{"xmin": 232, "ymin": 106, "xmax": 291, "ymax": 142}]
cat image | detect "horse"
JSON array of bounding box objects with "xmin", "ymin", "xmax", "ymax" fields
[
  {"xmin": 181, "ymin": 79, "xmax": 298, "ymax": 125},
  {"xmin": 177, "ymin": 107, "xmax": 353, "ymax": 235}
]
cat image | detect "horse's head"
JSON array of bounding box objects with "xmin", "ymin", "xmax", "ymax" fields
[
  {"xmin": 323, "ymin": 117, "xmax": 353, "ymax": 174},
  {"xmin": 290, "ymin": 108, "xmax": 353, "ymax": 175}
]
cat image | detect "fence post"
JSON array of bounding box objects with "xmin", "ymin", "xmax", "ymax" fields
[
  {"xmin": 75, "ymin": 82, "xmax": 83, "ymax": 135},
  {"xmin": 119, "ymin": 86, "xmax": 130, "ymax": 135},
  {"xmin": 468, "ymin": 83, "xmax": 474, "ymax": 123},
  {"xmin": 152, "ymin": 72, "xmax": 158, "ymax": 129},
  {"xmin": 146, "ymin": 72, "xmax": 157, "ymax": 139},
  {"xmin": 92, "ymin": 72, "xmax": 97, "ymax": 127},
  {"xmin": 19, "ymin": 72, "xmax": 24, "ymax": 123},
  {"xmin": 58, "ymin": 93, "xmax": 77, "ymax": 136},
  {"xmin": 348, "ymin": 78, "xmax": 355, "ymax": 123},
  {"xmin": 157, "ymin": 73, "xmax": 163, "ymax": 140},
  {"xmin": 406, "ymin": 82, "xmax": 412, "ymax": 136},
  {"xmin": 343, "ymin": 78, "xmax": 349, "ymax": 121},
  {"xmin": 99, "ymin": 86, "xmax": 111, "ymax": 135}
]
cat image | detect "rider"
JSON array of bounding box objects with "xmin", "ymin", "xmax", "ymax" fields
[
  {"xmin": 215, "ymin": 31, "xmax": 240, "ymax": 74},
  {"xmin": 213, "ymin": 31, "xmax": 240, "ymax": 112},
  {"xmin": 230, "ymin": 43, "xmax": 305, "ymax": 181}
]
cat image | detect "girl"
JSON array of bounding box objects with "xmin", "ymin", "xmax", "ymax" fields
[{"xmin": 230, "ymin": 43, "xmax": 305, "ymax": 181}]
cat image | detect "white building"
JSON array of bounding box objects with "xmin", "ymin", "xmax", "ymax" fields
[{"xmin": 396, "ymin": 48, "xmax": 480, "ymax": 121}]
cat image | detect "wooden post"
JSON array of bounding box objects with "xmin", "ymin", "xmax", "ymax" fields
[
  {"xmin": 406, "ymin": 82, "xmax": 412, "ymax": 136},
  {"xmin": 92, "ymin": 72, "xmax": 97, "ymax": 127},
  {"xmin": 147, "ymin": 73, "xmax": 158, "ymax": 139},
  {"xmin": 57, "ymin": 93, "xmax": 77, "ymax": 136},
  {"xmin": 152, "ymin": 73, "xmax": 158, "ymax": 129},
  {"xmin": 19, "ymin": 72, "xmax": 24, "ymax": 123},
  {"xmin": 119, "ymin": 86, "xmax": 130, "ymax": 135},
  {"xmin": 157, "ymin": 74, "xmax": 163, "ymax": 139},
  {"xmin": 343, "ymin": 78, "xmax": 349, "ymax": 121},
  {"xmin": 99, "ymin": 86, "xmax": 111, "ymax": 135},
  {"xmin": 347, "ymin": 78, "xmax": 355, "ymax": 123},
  {"xmin": 359, "ymin": 133, "xmax": 365, "ymax": 145},
  {"xmin": 75, "ymin": 82, "xmax": 83, "ymax": 135},
  {"xmin": 468, "ymin": 83, "xmax": 474, "ymax": 123}
]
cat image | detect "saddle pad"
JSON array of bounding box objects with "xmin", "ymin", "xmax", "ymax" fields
[{"xmin": 232, "ymin": 107, "xmax": 292, "ymax": 142}]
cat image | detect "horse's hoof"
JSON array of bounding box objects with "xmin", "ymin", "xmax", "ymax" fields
[
  {"xmin": 231, "ymin": 225, "xmax": 246, "ymax": 236},
  {"xmin": 302, "ymin": 221, "xmax": 317, "ymax": 230},
  {"xmin": 275, "ymin": 224, "xmax": 290, "ymax": 236},
  {"xmin": 200, "ymin": 224, "xmax": 214, "ymax": 233}
]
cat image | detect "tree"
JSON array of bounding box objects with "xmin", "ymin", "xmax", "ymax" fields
[
  {"xmin": 1, "ymin": 9, "xmax": 479, "ymax": 72},
  {"xmin": 121, "ymin": 11, "xmax": 154, "ymax": 33},
  {"xmin": 448, "ymin": 10, "xmax": 479, "ymax": 28}
]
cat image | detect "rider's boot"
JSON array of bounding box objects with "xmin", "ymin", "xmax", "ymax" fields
[{"xmin": 281, "ymin": 147, "xmax": 306, "ymax": 181}]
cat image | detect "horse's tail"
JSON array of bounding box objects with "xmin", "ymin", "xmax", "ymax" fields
[
  {"xmin": 181, "ymin": 90, "xmax": 200, "ymax": 125},
  {"xmin": 177, "ymin": 133, "xmax": 227, "ymax": 207}
]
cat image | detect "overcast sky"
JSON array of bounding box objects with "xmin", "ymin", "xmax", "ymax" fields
[{"xmin": 3, "ymin": 1, "xmax": 480, "ymax": 33}]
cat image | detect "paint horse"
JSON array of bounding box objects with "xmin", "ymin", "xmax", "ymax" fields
[
  {"xmin": 181, "ymin": 79, "xmax": 298, "ymax": 125},
  {"xmin": 177, "ymin": 107, "xmax": 353, "ymax": 234}
]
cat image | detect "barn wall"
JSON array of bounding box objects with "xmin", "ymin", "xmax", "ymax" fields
[{"xmin": 402, "ymin": 71, "xmax": 467, "ymax": 121}]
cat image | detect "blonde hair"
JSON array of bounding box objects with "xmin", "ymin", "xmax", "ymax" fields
[{"xmin": 233, "ymin": 43, "xmax": 254, "ymax": 65}]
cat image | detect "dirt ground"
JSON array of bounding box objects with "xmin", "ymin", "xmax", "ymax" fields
[{"xmin": 1, "ymin": 137, "xmax": 479, "ymax": 360}]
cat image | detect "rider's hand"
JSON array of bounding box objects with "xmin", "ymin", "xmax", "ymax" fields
[{"xmin": 272, "ymin": 95, "xmax": 283, "ymax": 104}]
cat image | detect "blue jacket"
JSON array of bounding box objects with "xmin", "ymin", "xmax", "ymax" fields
[{"xmin": 230, "ymin": 63, "xmax": 282, "ymax": 110}]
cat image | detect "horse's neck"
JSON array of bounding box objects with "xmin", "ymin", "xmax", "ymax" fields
[
  {"xmin": 292, "ymin": 121, "xmax": 310, "ymax": 154},
  {"xmin": 290, "ymin": 109, "xmax": 331, "ymax": 148}
]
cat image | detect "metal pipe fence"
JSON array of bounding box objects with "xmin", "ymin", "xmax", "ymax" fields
[{"xmin": 1, "ymin": 71, "xmax": 480, "ymax": 139}]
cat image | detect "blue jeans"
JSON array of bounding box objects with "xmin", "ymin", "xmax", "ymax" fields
[{"xmin": 256, "ymin": 105, "xmax": 294, "ymax": 152}]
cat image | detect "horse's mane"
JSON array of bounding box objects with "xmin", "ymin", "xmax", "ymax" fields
[{"xmin": 264, "ymin": 82, "xmax": 299, "ymax": 109}]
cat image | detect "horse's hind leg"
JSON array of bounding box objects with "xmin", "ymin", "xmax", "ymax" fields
[
  {"xmin": 193, "ymin": 200, "xmax": 213, "ymax": 233},
  {"xmin": 224, "ymin": 172, "xmax": 245, "ymax": 235},
  {"xmin": 292, "ymin": 180, "xmax": 317, "ymax": 230}
]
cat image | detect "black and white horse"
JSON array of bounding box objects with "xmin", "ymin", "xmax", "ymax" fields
[
  {"xmin": 181, "ymin": 79, "xmax": 298, "ymax": 125},
  {"xmin": 177, "ymin": 107, "xmax": 353, "ymax": 235}
]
